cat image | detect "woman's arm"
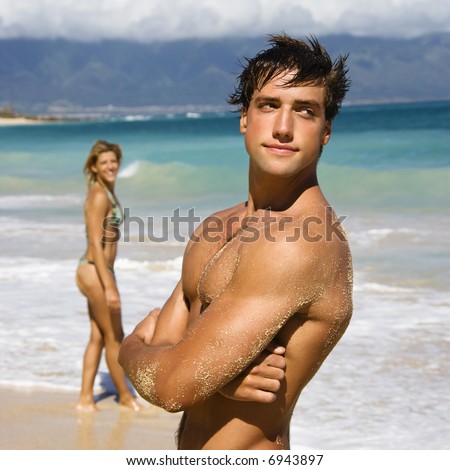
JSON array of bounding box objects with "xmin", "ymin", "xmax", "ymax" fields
[{"xmin": 85, "ymin": 186, "xmax": 120, "ymax": 313}]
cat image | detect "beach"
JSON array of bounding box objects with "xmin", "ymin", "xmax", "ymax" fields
[
  {"xmin": 0, "ymin": 102, "xmax": 449, "ymax": 451},
  {"xmin": 0, "ymin": 117, "xmax": 44, "ymax": 125},
  {"xmin": 0, "ymin": 385, "xmax": 179, "ymax": 450}
]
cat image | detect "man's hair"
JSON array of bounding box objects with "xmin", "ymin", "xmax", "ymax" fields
[{"xmin": 228, "ymin": 34, "xmax": 350, "ymax": 120}]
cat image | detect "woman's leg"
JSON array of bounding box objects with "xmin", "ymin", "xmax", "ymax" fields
[
  {"xmin": 104, "ymin": 305, "xmax": 142, "ymax": 409},
  {"xmin": 76, "ymin": 306, "xmax": 104, "ymax": 411},
  {"xmin": 77, "ymin": 264, "xmax": 141, "ymax": 410}
]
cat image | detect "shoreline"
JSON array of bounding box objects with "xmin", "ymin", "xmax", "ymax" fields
[
  {"xmin": 0, "ymin": 385, "xmax": 180, "ymax": 450},
  {"xmin": 0, "ymin": 117, "xmax": 46, "ymax": 125},
  {"xmin": 0, "ymin": 116, "xmax": 86, "ymax": 126}
]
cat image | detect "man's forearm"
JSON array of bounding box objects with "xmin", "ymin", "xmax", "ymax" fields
[
  {"xmin": 119, "ymin": 280, "xmax": 190, "ymax": 411},
  {"xmin": 151, "ymin": 280, "xmax": 189, "ymax": 345},
  {"xmin": 119, "ymin": 332, "xmax": 170, "ymax": 409}
]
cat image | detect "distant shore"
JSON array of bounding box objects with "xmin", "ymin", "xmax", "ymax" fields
[
  {"xmin": 0, "ymin": 106, "xmax": 87, "ymax": 126},
  {"xmin": 0, "ymin": 116, "xmax": 85, "ymax": 126},
  {"xmin": 0, "ymin": 116, "xmax": 47, "ymax": 125}
]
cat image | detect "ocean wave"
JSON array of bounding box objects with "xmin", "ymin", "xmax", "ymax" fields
[
  {"xmin": 118, "ymin": 159, "xmax": 246, "ymax": 205},
  {"xmin": 114, "ymin": 160, "xmax": 450, "ymax": 211},
  {"xmin": 0, "ymin": 173, "xmax": 83, "ymax": 194},
  {"xmin": 0, "ymin": 255, "xmax": 183, "ymax": 282},
  {"xmin": 118, "ymin": 160, "xmax": 141, "ymax": 178},
  {"xmin": 347, "ymin": 226, "xmax": 430, "ymax": 248},
  {"xmin": 115, "ymin": 256, "xmax": 183, "ymax": 272},
  {"xmin": 354, "ymin": 282, "xmax": 416, "ymax": 294},
  {"xmin": 0, "ymin": 216, "xmax": 83, "ymax": 233},
  {"xmin": 366, "ymin": 228, "xmax": 418, "ymax": 237},
  {"xmin": 319, "ymin": 164, "xmax": 450, "ymax": 211},
  {"xmin": 0, "ymin": 194, "xmax": 83, "ymax": 209},
  {"xmin": 0, "ymin": 257, "xmax": 75, "ymax": 281},
  {"xmin": 124, "ymin": 114, "xmax": 153, "ymax": 122}
]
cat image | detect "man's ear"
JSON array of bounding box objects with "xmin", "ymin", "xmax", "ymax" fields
[
  {"xmin": 239, "ymin": 108, "xmax": 248, "ymax": 135},
  {"xmin": 322, "ymin": 120, "xmax": 332, "ymax": 146}
]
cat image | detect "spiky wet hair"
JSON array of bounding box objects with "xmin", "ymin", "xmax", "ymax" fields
[{"xmin": 228, "ymin": 34, "xmax": 350, "ymax": 120}]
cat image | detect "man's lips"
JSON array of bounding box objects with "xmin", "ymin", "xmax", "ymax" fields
[{"xmin": 264, "ymin": 144, "xmax": 298, "ymax": 155}]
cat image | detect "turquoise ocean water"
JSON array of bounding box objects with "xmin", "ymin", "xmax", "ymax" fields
[{"xmin": 0, "ymin": 101, "xmax": 449, "ymax": 449}]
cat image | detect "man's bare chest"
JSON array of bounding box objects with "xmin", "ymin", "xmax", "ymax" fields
[
  {"xmin": 182, "ymin": 230, "xmax": 243, "ymax": 312},
  {"xmin": 197, "ymin": 234, "xmax": 242, "ymax": 306}
]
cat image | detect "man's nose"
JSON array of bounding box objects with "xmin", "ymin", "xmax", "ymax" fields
[{"xmin": 273, "ymin": 108, "xmax": 294, "ymax": 141}]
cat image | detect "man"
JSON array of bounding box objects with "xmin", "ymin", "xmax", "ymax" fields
[{"xmin": 119, "ymin": 34, "xmax": 352, "ymax": 450}]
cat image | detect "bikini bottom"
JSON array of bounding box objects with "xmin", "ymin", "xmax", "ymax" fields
[{"xmin": 79, "ymin": 257, "xmax": 114, "ymax": 273}]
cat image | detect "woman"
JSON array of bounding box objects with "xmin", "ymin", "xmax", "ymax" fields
[{"xmin": 76, "ymin": 140, "xmax": 141, "ymax": 411}]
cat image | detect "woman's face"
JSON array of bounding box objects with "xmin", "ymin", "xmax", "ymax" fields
[{"xmin": 91, "ymin": 151, "xmax": 120, "ymax": 186}]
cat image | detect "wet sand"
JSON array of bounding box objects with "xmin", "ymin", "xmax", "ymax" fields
[{"xmin": 0, "ymin": 385, "xmax": 180, "ymax": 450}]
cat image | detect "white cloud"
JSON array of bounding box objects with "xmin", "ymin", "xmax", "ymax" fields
[{"xmin": 0, "ymin": 0, "xmax": 448, "ymax": 41}]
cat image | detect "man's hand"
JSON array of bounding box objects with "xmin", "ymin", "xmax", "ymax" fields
[
  {"xmin": 219, "ymin": 342, "xmax": 286, "ymax": 403},
  {"xmin": 130, "ymin": 308, "xmax": 161, "ymax": 345}
]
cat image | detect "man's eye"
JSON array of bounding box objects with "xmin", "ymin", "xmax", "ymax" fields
[
  {"xmin": 259, "ymin": 103, "xmax": 276, "ymax": 111},
  {"xmin": 297, "ymin": 108, "xmax": 314, "ymax": 116},
  {"xmin": 259, "ymin": 102, "xmax": 277, "ymax": 110}
]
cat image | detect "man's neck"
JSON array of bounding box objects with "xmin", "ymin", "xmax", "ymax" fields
[{"xmin": 246, "ymin": 169, "xmax": 318, "ymax": 214}]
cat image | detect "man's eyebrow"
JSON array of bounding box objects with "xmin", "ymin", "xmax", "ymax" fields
[
  {"xmin": 253, "ymin": 96, "xmax": 280, "ymax": 104},
  {"xmin": 253, "ymin": 96, "xmax": 322, "ymax": 108},
  {"xmin": 293, "ymin": 99, "xmax": 321, "ymax": 109}
]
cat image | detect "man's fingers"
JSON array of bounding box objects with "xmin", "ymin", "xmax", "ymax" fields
[
  {"xmin": 246, "ymin": 374, "xmax": 282, "ymax": 393},
  {"xmin": 250, "ymin": 390, "xmax": 277, "ymax": 404},
  {"xmin": 251, "ymin": 352, "xmax": 286, "ymax": 376},
  {"xmin": 219, "ymin": 342, "xmax": 286, "ymax": 403},
  {"xmin": 265, "ymin": 353, "xmax": 286, "ymax": 370},
  {"xmin": 252, "ymin": 363, "xmax": 285, "ymax": 381},
  {"xmin": 265, "ymin": 341, "xmax": 285, "ymax": 355}
]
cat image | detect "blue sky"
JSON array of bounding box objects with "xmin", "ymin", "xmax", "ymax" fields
[{"xmin": 0, "ymin": 0, "xmax": 448, "ymax": 42}]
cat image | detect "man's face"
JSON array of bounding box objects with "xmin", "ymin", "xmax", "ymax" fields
[{"xmin": 240, "ymin": 72, "xmax": 332, "ymax": 180}]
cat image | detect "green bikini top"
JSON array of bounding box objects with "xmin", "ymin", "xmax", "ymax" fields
[
  {"xmin": 103, "ymin": 184, "xmax": 123, "ymax": 227},
  {"xmin": 88, "ymin": 179, "xmax": 123, "ymax": 227}
]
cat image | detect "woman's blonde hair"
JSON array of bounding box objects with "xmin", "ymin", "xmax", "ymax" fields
[{"xmin": 83, "ymin": 140, "xmax": 123, "ymax": 186}]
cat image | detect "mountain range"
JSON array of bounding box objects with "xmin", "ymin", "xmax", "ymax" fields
[{"xmin": 0, "ymin": 33, "xmax": 449, "ymax": 115}]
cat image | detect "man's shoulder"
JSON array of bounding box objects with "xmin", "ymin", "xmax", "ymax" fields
[
  {"xmin": 236, "ymin": 204, "xmax": 351, "ymax": 290},
  {"xmin": 190, "ymin": 202, "xmax": 248, "ymax": 241},
  {"xmin": 244, "ymin": 203, "xmax": 348, "ymax": 251},
  {"xmin": 206, "ymin": 202, "xmax": 248, "ymax": 223}
]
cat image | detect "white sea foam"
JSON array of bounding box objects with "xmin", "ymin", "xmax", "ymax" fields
[
  {"xmin": 115, "ymin": 256, "xmax": 183, "ymax": 271},
  {"xmin": 124, "ymin": 115, "xmax": 152, "ymax": 122},
  {"xmin": 354, "ymin": 282, "xmax": 415, "ymax": 294},
  {"xmin": 0, "ymin": 194, "xmax": 83, "ymax": 208},
  {"xmin": 348, "ymin": 226, "xmax": 429, "ymax": 248},
  {"xmin": 118, "ymin": 160, "xmax": 141, "ymax": 178},
  {"xmin": 366, "ymin": 227, "xmax": 418, "ymax": 237},
  {"xmin": 0, "ymin": 254, "xmax": 181, "ymax": 391}
]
